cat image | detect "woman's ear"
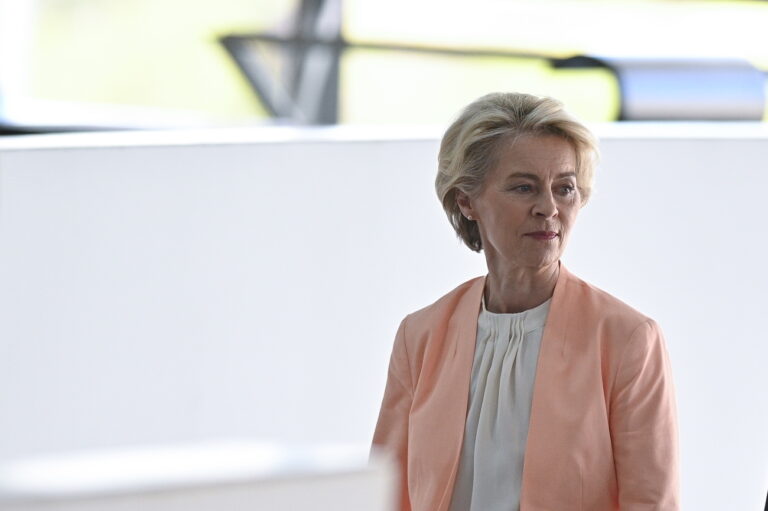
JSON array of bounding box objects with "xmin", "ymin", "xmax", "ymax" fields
[{"xmin": 455, "ymin": 190, "xmax": 475, "ymax": 221}]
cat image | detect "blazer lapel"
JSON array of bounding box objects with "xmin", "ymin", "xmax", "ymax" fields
[
  {"xmin": 519, "ymin": 263, "xmax": 581, "ymax": 507},
  {"xmin": 428, "ymin": 275, "xmax": 486, "ymax": 511}
]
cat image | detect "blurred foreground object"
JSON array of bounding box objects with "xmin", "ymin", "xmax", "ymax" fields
[{"xmin": 0, "ymin": 442, "xmax": 395, "ymax": 511}]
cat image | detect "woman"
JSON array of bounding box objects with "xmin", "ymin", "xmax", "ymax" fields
[{"xmin": 372, "ymin": 92, "xmax": 679, "ymax": 511}]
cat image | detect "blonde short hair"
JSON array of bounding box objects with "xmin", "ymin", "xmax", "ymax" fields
[{"xmin": 436, "ymin": 92, "xmax": 599, "ymax": 252}]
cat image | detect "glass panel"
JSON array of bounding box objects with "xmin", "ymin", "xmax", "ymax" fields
[{"xmin": 5, "ymin": 0, "xmax": 766, "ymax": 126}]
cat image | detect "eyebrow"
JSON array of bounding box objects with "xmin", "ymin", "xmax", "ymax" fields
[{"xmin": 505, "ymin": 171, "xmax": 577, "ymax": 181}]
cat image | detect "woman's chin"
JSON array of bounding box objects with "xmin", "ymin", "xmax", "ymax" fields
[{"xmin": 518, "ymin": 249, "xmax": 561, "ymax": 269}]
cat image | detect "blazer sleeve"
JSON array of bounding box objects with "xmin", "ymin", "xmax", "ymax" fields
[
  {"xmin": 610, "ymin": 319, "xmax": 680, "ymax": 510},
  {"xmin": 371, "ymin": 316, "xmax": 413, "ymax": 511}
]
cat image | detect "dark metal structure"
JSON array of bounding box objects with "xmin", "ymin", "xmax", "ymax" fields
[{"xmin": 221, "ymin": 0, "xmax": 346, "ymax": 124}]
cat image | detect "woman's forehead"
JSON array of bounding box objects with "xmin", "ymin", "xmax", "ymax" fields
[{"xmin": 491, "ymin": 134, "xmax": 577, "ymax": 177}]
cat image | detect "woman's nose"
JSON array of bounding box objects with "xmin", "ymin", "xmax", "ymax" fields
[{"xmin": 532, "ymin": 191, "xmax": 558, "ymax": 218}]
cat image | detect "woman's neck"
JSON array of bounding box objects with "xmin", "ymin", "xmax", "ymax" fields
[{"xmin": 483, "ymin": 261, "xmax": 559, "ymax": 314}]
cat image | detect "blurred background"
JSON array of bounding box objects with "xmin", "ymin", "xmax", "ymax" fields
[
  {"xmin": 1, "ymin": 0, "xmax": 767, "ymax": 131},
  {"xmin": 1, "ymin": 1, "xmax": 767, "ymax": 510}
]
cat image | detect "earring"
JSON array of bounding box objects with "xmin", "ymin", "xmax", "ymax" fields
[{"xmin": 466, "ymin": 214, "xmax": 473, "ymax": 221}]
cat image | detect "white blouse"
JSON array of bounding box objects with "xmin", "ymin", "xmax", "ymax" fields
[{"xmin": 447, "ymin": 292, "xmax": 551, "ymax": 511}]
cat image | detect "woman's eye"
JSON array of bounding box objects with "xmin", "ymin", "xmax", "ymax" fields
[
  {"xmin": 513, "ymin": 184, "xmax": 533, "ymax": 193},
  {"xmin": 558, "ymin": 185, "xmax": 576, "ymax": 195}
]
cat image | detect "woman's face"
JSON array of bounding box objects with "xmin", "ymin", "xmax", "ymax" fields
[{"xmin": 458, "ymin": 134, "xmax": 581, "ymax": 271}]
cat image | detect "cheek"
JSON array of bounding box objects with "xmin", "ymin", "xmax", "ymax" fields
[{"xmin": 560, "ymin": 209, "xmax": 579, "ymax": 233}]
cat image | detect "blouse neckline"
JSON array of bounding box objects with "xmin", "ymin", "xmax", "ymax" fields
[{"xmin": 480, "ymin": 292, "xmax": 551, "ymax": 334}]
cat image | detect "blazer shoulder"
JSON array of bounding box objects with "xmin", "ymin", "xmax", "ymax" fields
[
  {"xmin": 566, "ymin": 272, "xmax": 656, "ymax": 332},
  {"xmin": 562, "ymin": 273, "xmax": 668, "ymax": 380},
  {"xmin": 402, "ymin": 276, "xmax": 484, "ymax": 337}
]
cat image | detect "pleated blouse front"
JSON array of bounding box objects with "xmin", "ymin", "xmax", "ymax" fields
[{"xmin": 448, "ymin": 292, "xmax": 551, "ymax": 511}]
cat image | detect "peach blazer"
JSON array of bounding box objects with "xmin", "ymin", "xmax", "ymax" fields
[{"xmin": 372, "ymin": 263, "xmax": 679, "ymax": 511}]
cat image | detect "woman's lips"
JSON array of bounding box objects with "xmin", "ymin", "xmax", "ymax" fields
[{"xmin": 525, "ymin": 231, "xmax": 558, "ymax": 240}]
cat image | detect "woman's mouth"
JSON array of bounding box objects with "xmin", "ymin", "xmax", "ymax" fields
[{"xmin": 525, "ymin": 231, "xmax": 558, "ymax": 240}]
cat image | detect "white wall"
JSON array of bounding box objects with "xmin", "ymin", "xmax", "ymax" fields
[{"xmin": 0, "ymin": 125, "xmax": 766, "ymax": 510}]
